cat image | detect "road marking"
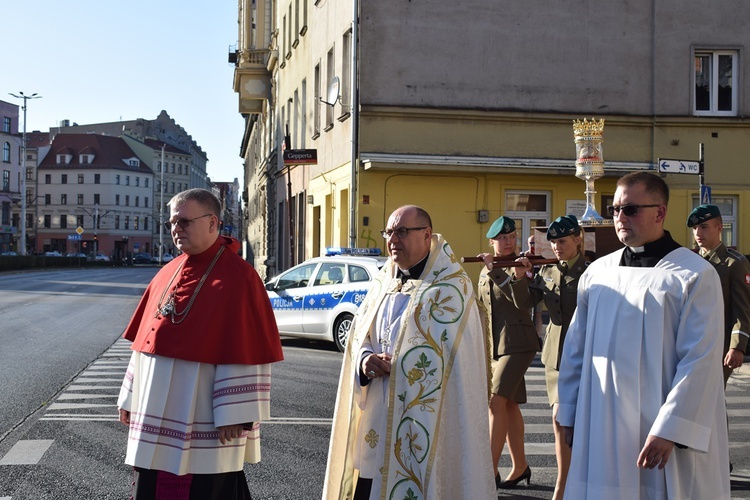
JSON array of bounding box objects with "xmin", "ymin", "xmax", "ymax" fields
[
  {"xmin": 0, "ymin": 440, "xmax": 54, "ymax": 465},
  {"xmin": 265, "ymin": 417, "xmax": 333, "ymax": 426}
]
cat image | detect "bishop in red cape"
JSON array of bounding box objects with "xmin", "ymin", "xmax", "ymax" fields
[{"xmin": 118, "ymin": 189, "xmax": 283, "ymax": 500}]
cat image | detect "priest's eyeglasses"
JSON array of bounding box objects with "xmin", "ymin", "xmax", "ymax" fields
[
  {"xmin": 380, "ymin": 226, "xmax": 427, "ymax": 239},
  {"xmin": 164, "ymin": 213, "xmax": 213, "ymax": 231},
  {"xmin": 606, "ymin": 204, "xmax": 660, "ymax": 217}
]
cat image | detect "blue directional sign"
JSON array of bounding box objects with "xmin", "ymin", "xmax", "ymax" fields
[
  {"xmin": 700, "ymin": 185, "xmax": 712, "ymax": 204},
  {"xmin": 658, "ymin": 158, "xmax": 701, "ymax": 175},
  {"xmin": 67, "ymin": 234, "xmax": 82, "ymax": 241}
]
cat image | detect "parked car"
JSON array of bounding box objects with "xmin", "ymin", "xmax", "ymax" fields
[
  {"xmin": 0, "ymin": 251, "xmax": 17, "ymax": 256},
  {"xmin": 150, "ymin": 253, "xmax": 176, "ymax": 264},
  {"xmin": 65, "ymin": 252, "xmax": 87, "ymax": 258},
  {"xmin": 43, "ymin": 251, "xmax": 62, "ymax": 257},
  {"xmin": 265, "ymin": 248, "xmax": 386, "ymax": 351},
  {"xmin": 95, "ymin": 253, "xmax": 110, "ymax": 262},
  {"xmin": 132, "ymin": 252, "xmax": 153, "ymax": 264}
]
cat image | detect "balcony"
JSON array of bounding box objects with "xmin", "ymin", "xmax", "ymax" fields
[{"xmin": 233, "ymin": 49, "xmax": 274, "ymax": 115}]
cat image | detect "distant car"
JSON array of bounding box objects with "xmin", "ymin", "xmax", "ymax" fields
[
  {"xmin": 150, "ymin": 253, "xmax": 175, "ymax": 264},
  {"xmin": 0, "ymin": 251, "xmax": 18, "ymax": 256},
  {"xmin": 43, "ymin": 251, "xmax": 62, "ymax": 257},
  {"xmin": 265, "ymin": 248, "xmax": 386, "ymax": 351},
  {"xmin": 66, "ymin": 252, "xmax": 87, "ymax": 258},
  {"xmin": 132, "ymin": 252, "xmax": 153, "ymax": 264},
  {"xmin": 95, "ymin": 253, "xmax": 110, "ymax": 262}
]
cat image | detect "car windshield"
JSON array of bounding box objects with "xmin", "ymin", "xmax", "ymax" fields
[{"xmin": 275, "ymin": 263, "xmax": 316, "ymax": 290}]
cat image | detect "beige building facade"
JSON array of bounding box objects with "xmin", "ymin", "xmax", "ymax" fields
[{"xmin": 235, "ymin": 0, "xmax": 750, "ymax": 278}]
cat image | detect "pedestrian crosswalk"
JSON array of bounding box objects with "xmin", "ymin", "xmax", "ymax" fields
[
  {"xmin": 40, "ymin": 339, "xmax": 132, "ymax": 422},
  {"xmin": 495, "ymin": 357, "xmax": 750, "ymax": 497}
]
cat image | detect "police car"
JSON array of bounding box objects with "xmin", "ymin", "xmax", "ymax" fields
[{"xmin": 265, "ymin": 248, "xmax": 387, "ymax": 351}]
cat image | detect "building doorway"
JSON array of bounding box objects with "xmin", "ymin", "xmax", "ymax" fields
[{"xmin": 505, "ymin": 191, "xmax": 551, "ymax": 253}]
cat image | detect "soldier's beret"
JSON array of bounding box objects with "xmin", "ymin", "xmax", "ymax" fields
[
  {"xmin": 547, "ymin": 215, "xmax": 581, "ymax": 240},
  {"xmin": 687, "ymin": 204, "xmax": 721, "ymax": 227},
  {"xmin": 486, "ymin": 216, "xmax": 516, "ymax": 239}
]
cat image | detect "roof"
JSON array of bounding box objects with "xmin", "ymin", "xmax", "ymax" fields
[
  {"xmin": 143, "ymin": 138, "xmax": 190, "ymax": 156},
  {"xmin": 38, "ymin": 133, "xmax": 154, "ymax": 173}
]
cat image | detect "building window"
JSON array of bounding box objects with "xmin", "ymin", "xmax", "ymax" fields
[
  {"xmin": 325, "ymin": 48, "xmax": 335, "ymax": 129},
  {"xmin": 80, "ymin": 155, "xmax": 90, "ymax": 164},
  {"xmin": 2, "ymin": 117, "xmax": 10, "ymax": 133},
  {"xmin": 77, "ymin": 194, "xmax": 84, "ymax": 205},
  {"xmin": 26, "ymin": 213, "xmax": 33, "ymax": 229},
  {"xmin": 2, "ymin": 170, "xmax": 8, "ymax": 191},
  {"xmin": 145, "ymin": 197, "xmax": 149, "ymax": 208},
  {"xmin": 341, "ymin": 30, "xmax": 352, "ymax": 114},
  {"xmin": 78, "ymin": 174, "xmax": 84, "ymax": 184},
  {"xmin": 144, "ymin": 216, "xmax": 149, "ymax": 231},
  {"xmin": 125, "ymin": 216, "xmax": 130, "ymax": 230},
  {"xmin": 61, "ymin": 174, "xmax": 67, "ymax": 184},
  {"xmin": 314, "ymin": 63, "xmax": 321, "ymax": 137},
  {"xmin": 26, "ymin": 189, "xmax": 32, "ymax": 204},
  {"xmin": 1, "ymin": 202, "xmax": 9, "ymax": 225},
  {"xmin": 77, "ymin": 215, "xmax": 84, "ymax": 228},
  {"xmin": 125, "ymin": 195, "xmax": 130, "ymax": 206},
  {"xmin": 44, "ymin": 214, "xmax": 51, "ymax": 228},
  {"xmin": 135, "ymin": 196, "xmax": 139, "ymax": 207},
  {"xmin": 135, "ymin": 177, "xmax": 140, "ymax": 187},
  {"xmin": 45, "ymin": 174, "xmax": 51, "ymax": 184},
  {"xmin": 116, "ymin": 194, "xmax": 120, "ymax": 206},
  {"xmin": 2, "ymin": 142, "xmax": 9, "ymax": 163},
  {"xmin": 94, "ymin": 174, "xmax": 100, "ymax": 184},
  {"xmin": 134, "ymin": 217, "xmax": 139, "ymax": 230},
  {"xmin": 60, "ymin": 215, "xmax": 67, "ymax": 229},
  {"xmin": 694, "ymin": 50, "xmax": 738, "ymax": 116},
  {"xmin": 505, "ymin": 190, "xmax": 551, "ymax": 251},
  {"xmin": 44, "ymin": 194, "xmax": 51, "ymax": 205},
  {"xmin": 116, "ymin": 175, "xmax": 120, "ymax": 185},
  {"xmin": 114, "ymin": 215, "xmax": 120, "ymax": 230},
  {"xmin": 61, "ymin": 194, "xmax": 67, "ymax": 205},
  {"xmin": 145, "ymin": 178, "xmax": 149, "ymax": 188},
  {"xmin": 126, "ymin": 175, "xmax": 130, "ymax": 186},
  {"xmin": 94, "ymin": 194, "xmax": 100, "ymax": 204},
  {"xmin": 691, "ymin": 195, "xmax": 738, "ymax": 246},
  {"xmin": 26, "ymin": 168, "xmax": 33, "ymax": 181}
]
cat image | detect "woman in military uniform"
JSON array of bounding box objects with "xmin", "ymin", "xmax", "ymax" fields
[
  {"xmin": 477, "ymin": 216, "xmax": 540, "ymax": 489},
  {"xmin": 510, "ymin": 215, "xmax": 585, "ymax": 500}
]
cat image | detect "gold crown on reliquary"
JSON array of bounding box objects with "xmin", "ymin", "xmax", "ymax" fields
[{"xmin": 573, "ymin": 118, "xmax": 605, "ymax": 140}]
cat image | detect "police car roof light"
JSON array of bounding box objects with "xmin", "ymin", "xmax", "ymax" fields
[{"xmin": 325, "ymin": 247, "xmax": 382, "ymax": 256}]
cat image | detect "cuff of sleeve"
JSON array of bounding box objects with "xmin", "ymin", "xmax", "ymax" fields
[
  {"xmin": 555, "ymin": 403, "xmax": 576, "ymax": 427},
  {"xmin": 649, "ymin": 414, "xmax": 711, "ymax": 453}
]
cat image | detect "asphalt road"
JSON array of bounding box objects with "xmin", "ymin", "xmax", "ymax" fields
[{"xmin": 1, "ymin": 268, "xmax": 750, "ymax": 499}]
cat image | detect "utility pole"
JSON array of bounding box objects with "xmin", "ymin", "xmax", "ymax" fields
[
  {"xmin": 9, "ymin": 91, "xmax": 42, "ymax": 255},
  {"xmin": 159, "ymin": 143, "xmax": 166, "ymax": 264}
]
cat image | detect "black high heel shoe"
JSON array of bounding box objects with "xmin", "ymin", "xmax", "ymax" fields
[{"xmin": 497, "ymin": 465, "xmax": 531, "ymax": 489}]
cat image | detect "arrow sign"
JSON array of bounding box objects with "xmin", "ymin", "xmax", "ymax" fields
[{"xmin": 658, "ymin": 158, "xmax": 701, "ymax": 175}]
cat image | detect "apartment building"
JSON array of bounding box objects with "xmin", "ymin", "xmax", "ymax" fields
[
  {"xmin": 234, "ymin": 0, "xmax": 750, "ymax": 277},
  {"xmin": 0, "ymin": 100, "xmax": 21, "ymax": 253},
  {"xmin": 36, "ymin": 134, "xmax": 154, "ymax": 258}
]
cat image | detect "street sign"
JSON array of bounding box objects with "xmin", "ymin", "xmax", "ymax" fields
[
  {"xmin": 67, "ymin": 234, "xmax": 81, "ymax": 241},
  {"xmin": 283, "ymin": 149, "xmax": 318, "ymax": 166},
  {"xmin": 700, "ymin": 185, "xmax": 712, "ymax": 204},
  {"xmin": 658, "ymin": 158, "xmax": 701, "ymax": 175},
  {"xmin": 76, "ymin": 226, "xmax": 84, "ymax": 235}
]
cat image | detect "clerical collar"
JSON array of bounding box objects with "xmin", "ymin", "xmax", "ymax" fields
[
  {"xmin": 396, "ymin": 254, "xmax": 429, "ymax": 282},
  {"xmin": 620, "ymin": 231, "xmax": 681, "ymax": 268}
]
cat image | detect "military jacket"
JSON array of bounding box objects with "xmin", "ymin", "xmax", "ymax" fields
[
  {"xmin": 477, "ymin": 263, "xmax": 539, "ymax": 359},
  {"xmin": 510, "ymin": 255, "xmax": 587, "ymax": 370},
  {"xmin": 703, "ymin": 243, "xmax": 750, "ymax": 354}
]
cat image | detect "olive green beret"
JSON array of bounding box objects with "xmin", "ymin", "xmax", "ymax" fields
[
  {"xmin": 687, "ymin": 204, "xmax": 721, "ymax": 227},
  {"xmin": 547, "ymin": 214, "xmax": 581, "ymax": 240},
  {"xmin": 486, "ymin": 216, "xmax": 516, "ymax": 238}
]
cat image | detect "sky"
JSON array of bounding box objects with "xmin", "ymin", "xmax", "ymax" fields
[{"xmin": 1, "ymin": 0, "xmax": 245, "ymax": 182}]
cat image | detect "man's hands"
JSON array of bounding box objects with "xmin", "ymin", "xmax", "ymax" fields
[
  {"xmin": 118, "ymin": 409, "xmax": 130, "ymax": 426},
  {"xmin": 218, "ymin": 424, "xmax": 246, "ymax": 444},
  {"xmin": 637, "ymin": 435, "xmax": 674, "ymax": 470},
  {"xmin": 362, "ymin": 353, "xmax": 392, "ymax": 378}
]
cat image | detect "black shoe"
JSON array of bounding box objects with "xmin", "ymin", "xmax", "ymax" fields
[{"xmin": 497, "ymin": 466, "xmax": 531, "ymax": 489}]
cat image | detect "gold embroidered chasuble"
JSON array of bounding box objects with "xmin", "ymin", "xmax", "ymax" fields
[{"xmin": 323, "ymin": 234, "xmax": 495, "ymax": 500}]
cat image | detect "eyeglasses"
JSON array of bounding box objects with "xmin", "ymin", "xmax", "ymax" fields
[
  {"xmin": 606, "ymin": 204, "xmax": 660, "ymax": 217},
  {"xmin": 164, "ymin": 213, "xmax": 213, "ymax": 231},
  {"xmin": 380, "ymin": 226, "xmax": 427, "ymax": 239}
]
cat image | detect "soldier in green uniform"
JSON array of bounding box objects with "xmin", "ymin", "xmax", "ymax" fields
[
  {"xmin": 477, "ymin": 216, "xmax": 540, "ymax": 489},
  {"xmin": 687, "ymin": 204, "xmax": 750, "ymax": 385},
  {"xmin": 510, "ymin": 215, "xmax": 586, "ymax": 500}
]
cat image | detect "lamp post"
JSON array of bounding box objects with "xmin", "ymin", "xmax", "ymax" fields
[
  {"xmin": 159, "ymin": 143, "xmax": 165, "ymax": 264},
  {"xmin": 9, "ymin": 91, "xmax": 42, "ymax": 256}
]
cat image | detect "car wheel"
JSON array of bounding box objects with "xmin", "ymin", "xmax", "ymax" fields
[{"xmin": 333, "ymin": 313, "xmax": 354, "ymax": 352}]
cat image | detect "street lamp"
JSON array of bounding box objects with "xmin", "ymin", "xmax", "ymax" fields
[
  {"xmin": 9, "ymin": 91, "xmax": 42, "ymax": 256},
  {"xmin": 159, "ymin": 143, "xmax": 166, "ymax": 264}
]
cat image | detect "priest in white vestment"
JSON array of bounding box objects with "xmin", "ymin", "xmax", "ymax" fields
[
  {"xmin": 557, "ymin": 172, "xmax": 730, "ymax": 499},
  {"xmin": 323, "ymin": 205, "xmax": 495, "ymax": 500}
]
